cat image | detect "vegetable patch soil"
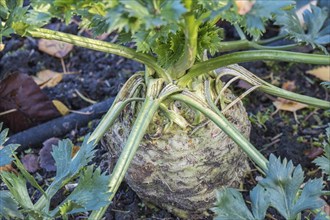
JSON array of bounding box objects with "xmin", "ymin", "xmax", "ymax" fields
[{"xmin": 0, "ymin": 22, "xmax": 329, "ymax": 219}]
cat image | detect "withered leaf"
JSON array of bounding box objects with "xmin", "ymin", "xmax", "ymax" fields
[
  {"xmin": 272, "ymin": 81, "xmax": 308, "ymax": 112},
  {"xmin": 235, "ymin": 0, "xmax": 255, "ymax": 15},
  {"xmin": 52, "ymin": 100, "xmax": 70, "ymax": 116},
  {"xmin": 39, "ymin": 138, "xmax": 80, "ymax": 172},
  {"xmin": 273, "ymin": 100, "xmax": 307, "ymax": 112},
  {"xmin": 32, "ymin": 70, "xmax": 63, "ymax": 88},
  {"xmin": 21, "ymin": 154, "xmax": 40, "ymax": 173},
  {"xmin": 0, "ymin": 73, "xmax": 61, "ymax": 132},
  {"xmin": 281, "ymin": 81, "xmax": 296, "ymax": 91},
  {"xmin": 39, "ymin": 137, "xmax": 60, "ymax": 172},
  {"xmin": 303, "ymin": 147, "xmax": 324, "ymax": 160},
  {"xmin": 306, "ymin": 66, "xmax": 330, "ymax": 82},
  {"xmin": 38, "ymin": 39, "xmax": 73, "ymax": 58}
]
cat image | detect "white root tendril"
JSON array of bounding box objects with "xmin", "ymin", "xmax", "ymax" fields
[
  {"xmin": 215, "ymin": 65, "xmax": 263, "ymax": 113},
  {"xmin": 221, "ymin": 85, "xmax": 260, "ymax": 114}
]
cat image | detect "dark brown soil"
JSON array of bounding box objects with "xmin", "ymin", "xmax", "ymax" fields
[{"xmin": 0, "ymin": 21, "xmax": 329, "ymax": 220}]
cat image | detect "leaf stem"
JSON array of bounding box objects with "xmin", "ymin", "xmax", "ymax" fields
[
  {"xmin": 89, "ymin": 96, "xmax": 161, "ymax": 219},
  {"xmin": 260, "ymin": 84, "xmax": 330, "ymax": 109},
  {"xmin": 251, "ymin": 42, "xmax": 298, "ymax": 50},
  {"xmin": 219, "ymin": 40, "xmax": 250, "ymax": 52},
  {"xmin": 223, "ymin": 65, "xmax": 330, "ymax": 109},
  {"xmin": 28, "ymin": 28, "xmax": 171, "ymax": 82},
  {"xmin": 178, "ymin": 50, "xmax": 330, "ymax": 86},
  {"xmin": 257, "ymin": 35, "xmax": 288, "ymax": 44},
  {"xmin": 88, "ymin": 98, "xmax": 144, "ymax": 144},
  {"xmin": 170, "ymin": 0, "xmax": 198, "ymax": 79},
  {"xmin": 171, "ymin": 91, "xmax": 268, "ymax": 171},
  {"xmin": 219, "ymin": 40, "xmax": 298, "ymax": 52},
  {"xmin": 219, "ymin": 36, "xmax": 299, "ymax": 52},
  {"xmin": 234, "ymin": 24, "xmax": 246, "ymax": 40}
]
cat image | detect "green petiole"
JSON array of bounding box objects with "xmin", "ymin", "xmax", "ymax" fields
[{"xmin": 178, "ymin": 50, "xmax": 330, "ymax": 86}]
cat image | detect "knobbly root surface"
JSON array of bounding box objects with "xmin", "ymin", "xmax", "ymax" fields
[{"xmin": 105, "ymin": 87, "xmax": 251, "ymax": 219}]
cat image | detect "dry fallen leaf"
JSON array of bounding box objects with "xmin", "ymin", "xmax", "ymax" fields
[
  {"xmin": 38, "ymin": 39, "xmax": 73, "ymax": 58},
  {"xmin": 0, "ymin": 73, "xmax": 61, "ymax": 132},
  {"xmin": 273, "ymin": 100, "xmax": 307, "ymax": 112},
  {"xmin": 235, "ymin": 0, "xmax": 255, "ymax": 15},
  {"xmin": 306, "ymin": 66, "xmax": 330, "ymax": 82},
  {"xmin": 303, "ymin": 147, "xmax": 324, "ymax": 160},
  {"xmin": 39, "ymin": 137, "xmax": 59, "ymax": 172},
  {"xmin": 52, "ymin": 100, "xmax": 70, "ymax": 116},
  {"xmin": 21, "ymin": 154, "xmax": 40, "ymax": 173},
  {"xmin": 273, "ymin": 81, "xmax": 308, "ymax": 112},
  {"xmin": 39, "ymin": 138, "xmax": 79, "ymax": 172},
  {"xmin": 32, "ymin": 70, "xmax": 63, "ymax": 88},
  {"xmin": 282, "ymin": 80, "xmax": 296, "ymax": 91}
]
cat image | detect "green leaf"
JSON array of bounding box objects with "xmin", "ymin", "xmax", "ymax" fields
[
  {"xmin": 11, "ymin": 21, "xmax": 29, "ymax": 35},
  {"xmin": 133, "ymin": 30, "xmax": 153, "ymax": 52},
  {"xmin": 197, "ymin": 23, "xmax": 223, "ymax": 57},
  {"xmin": 159, "ymin": 0, "xmax": 187, "ymax": 23},
  {"xmin": 321, "ymin": 81, "xmax": 330, "ymax": 89},
  {"xmin": 0, "ymin": 123, "xmax": 8, "ymax": 144},
  {"xmin": 0, "ymin": 3, "xmax": 29, "ymax": 38},
  {"xmin": 0, "ymin": 1, "xmax": 9, "ymax": 20},
  {"xmin": 217, "ymin": 0, "xmax": 294, "ymax": 39},
  {"xmin": 196, "ymin": 0, "xmax": 230, "ymax": 19},
  {"xmin": 13, "ymin": 154, "xmax": 47, "ymax": 198},
  {"xmin": 47, "ymin": 134, "xmax": 96, "ymax": 197},
  {"xmin": 314, "ymin": 154, "xmax": 330, "ymax": 180},
  {"xmin": 122, "ymin": 1, "xmax": 149, "ymax": 20},
  {"xmin": 291, "ymin": 178, "xmax": 325, "ymax": 214},
  {"xmin": 59, "ymin": 200, "xmax": 84, "ymax": 216},
  {"xmin": 212, "ymin": 185, "xmax": 269, "ymax": 220},
  {"xmin": 0, "ymin": 123, "xmax": 19, "ymax": 166},
  {"xmin": 250, "ymin": 185, "xmax": 269, "ymax": 220},
  {"xmin": 259, "ymin": 154, "xmax": 325, "ymax": 219},
  {"xmin": 212, "ymin": 188, "xmax": 255, "ymax": 220},
  {"xmin": 88, "ymin": 0, "xmax": 186, "ymax": 35},
  {"xmin": 313, "ymin": 125, "xmax": 330, "ymax": 181},
  {"xmin": 0, "ymin": 172, "xmax": 34, "ymax": 210},
  {"xmin": 276, "ymin": 5, "xmax": 330, "ymax": 53},
  {"xmin": 213, "ymin": 154, "xmax": 326, "ymax": 220},
  {"xmin": 1, "ymin": 0, "xmax": 23, "ymax": 11},
  {"xmin": 153, "ymin": 30, "xmax": 184, "ymax": 67},
  {"xmin": 243, "ymin": 0, "xmax": 293, "ymax": 39},
  {"xmin": 0, "ymin": 190, "xmax": 23, "ymax": 219},
  {"xmin": 314, "ymin": 211, "xmax": 330, "ymax": 220},
  {"xmin": 88, "ymin": 2, "xmax": 107, "ymax": 16},
  {"xmin": 27, "ymin": 0, "xmax": 53, "ymax": 26},
  {"xmin": 55, "ymin": 166, "xmax": 110, "ymax": 216}
]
